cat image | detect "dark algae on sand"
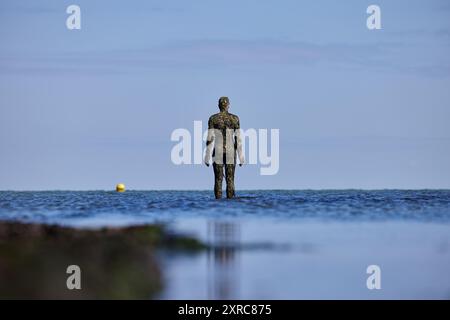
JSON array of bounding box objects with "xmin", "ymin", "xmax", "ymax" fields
[{"xmin": 0, "ymin": 221, "xmax": 205, "ymax": 299}]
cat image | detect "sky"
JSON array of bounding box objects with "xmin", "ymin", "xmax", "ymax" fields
[{"xmin": 1, "ymin": 0, "xmax": 450, "ymax": 190}]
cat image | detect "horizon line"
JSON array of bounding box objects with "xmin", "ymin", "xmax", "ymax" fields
[{"xmin": 1, "ymin": 188, "xmax": 450, "ymax": 192}]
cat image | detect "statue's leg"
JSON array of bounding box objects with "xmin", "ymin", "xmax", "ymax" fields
[
  {"xmin": 213, "ymin": 163, "xmax": 224, "ymax": 199},
  {"xmin": 225, "ymin": 164, "xmax": 236, "ymax": 199}
]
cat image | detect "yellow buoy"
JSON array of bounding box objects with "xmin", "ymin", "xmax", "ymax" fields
[{"xmin": 116, "ymin": 183, "xmax": 126, "ymax": 192}]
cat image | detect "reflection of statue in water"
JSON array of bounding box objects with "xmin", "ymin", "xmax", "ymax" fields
[
  {"xmin": 207, "ymin": 221, "xmax": 240, "ymax": 299},
  {"xmin": 204, "ymin": 97, "xmax": 245, "ymax": 199}
]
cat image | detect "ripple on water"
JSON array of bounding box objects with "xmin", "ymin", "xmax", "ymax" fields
[{"xmin": 0, "ymin": 190, "xmax": 449, "ymax": 225}]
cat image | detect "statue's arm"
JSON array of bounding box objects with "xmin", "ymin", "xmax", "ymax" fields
[
  {"xmin": 204, "ymin": 117, "xmax": 215, "ymax": 166},
  {"xmin": 235, "ymin": 117, "xmax": 245, "ymax": 166}
]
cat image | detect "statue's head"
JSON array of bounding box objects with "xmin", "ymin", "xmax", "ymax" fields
[{"xmin": 218, "ymin": 96, "xmax": 230, "ymax": 111}]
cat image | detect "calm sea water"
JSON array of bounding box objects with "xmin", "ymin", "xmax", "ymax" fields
[
  {"xmin": 1, "ymin": 190, "xmax": 450, "ymax": 225},
  {"xmin": 1, "ymin": 190, "xmax": 450, "ymax": 299}
]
